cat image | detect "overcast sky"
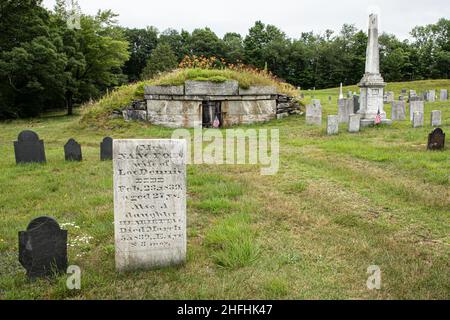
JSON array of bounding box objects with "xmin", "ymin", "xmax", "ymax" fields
[{"xmin": 42, "ymin": 0, "xmax": 449, "ymax": 40}]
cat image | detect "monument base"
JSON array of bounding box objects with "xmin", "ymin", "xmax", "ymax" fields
[{"xmin": 360, "ymin": 119, "xmax": 393, "ymax": 127}]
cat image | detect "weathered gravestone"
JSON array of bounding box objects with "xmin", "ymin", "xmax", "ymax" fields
[
  {"xmin": 348, "ymin": 114, "xmax": 361, "ymax": 133},
  {"xmin": 386, "ymin": 91, "xmax": 395, "ymax": 103},
  {"xmin": 413, "ymin": 112, "xmax": 424, "ymax": 128},
  {"xmin": 431, "ymin": 110, "xmax": 442, "ymax": 127},
  {"xmin": 14, "ymin": 130, "xmax": 46, "ymax": 164},
  {"xmin": 113, "ymin": 139, "xmax": 187, "ymax": 271},
  {"xmin": 19, "ymin": 217, "xmax": 67, "ymax": 279},
  {"xmin": 306, "ymin": 100, "xmax": 322, "ymax": 126},
  {"xmin": 427, "ymin": 128, "xmax": 445, "ymax": 151},
  {"xmin": 392, "ymin": 101, "xmax": 406, "ymax": 121},
  {"xmin": 439, "ymin": 89, "xmax": 448, "ymax": 101},
  {"xmin": 100, "ymin": 137, "xmax": 113, "ymax": 161},
  {"xmin": 64, "ymin": 139, "xmax": 82, "ymax": 162},
  {"xmin": 410, "ymin": 100, "xmax": 424, "ymax": 121},
  {"xmin": 427, "ymin": 90, "xmax": 436, "ymax": 102},
  {"xmin": 327, "ymin": 115, "xmax": 339, "ymax": 135},
  {"xmin": 338, "ymin": 98, "xmax": 353, "ymax": 124}
]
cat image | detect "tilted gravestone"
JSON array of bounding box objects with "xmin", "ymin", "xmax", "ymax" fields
[
  {"xmin": 427, "ymin": 128, "xmax": 445, "ymax": 151},
  {"xmin": 14, "ymin": 130, "xmax": 46, "ymax": 164},
  {"xmin": 19, "ymin": 217, "xmax": 67, "ymax": 279},
  {"xmin": 327, "ymin": 115, "xmax": 339, "ymax": 135},
  {"xmin": 100, "ymin": 137, "xmax": 113, "ymax": 161},
  {"xmin": 113, "ymin": 139, "xmax": 187, "ymax": 271},
  {"xmin": 431, "ymin": 110, "xmax": 442, "ymax": 127},
  {"xmin": 306, "ymin": 100, "xmax": 322, "ymax": 126},
  {"xmin": 392, "ymin": 101, "xmax": 406, "ymax": 121},
  {"xmin": 64, "ymin": 139, "xmax": 82, "ymax": 162}
]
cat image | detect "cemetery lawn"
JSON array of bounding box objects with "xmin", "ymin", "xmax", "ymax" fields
[{"xmin": 0, "ymin": 80, "xmax": 449, "ymax": 300}]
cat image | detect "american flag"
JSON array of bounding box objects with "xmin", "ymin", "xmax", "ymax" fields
[
  {"xmin": 375, "ymin": 109, "xmax": 382, "ymax": 125},
  {"xmin": 213, "ymin": 116, "xmax": 220, "ymax": 128}
]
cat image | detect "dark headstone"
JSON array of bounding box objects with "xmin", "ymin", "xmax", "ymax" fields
[
  {"xmin": 427, "ymin": 128, "xmax": 445, "ymax": 151},
  {"xmin": 100, "ymin": 137, "xmax": 113, "ymax": 161},
  {"xmin": 64, "ymin": 139, "xmax": 82, "ymax": 161},
  {"xmin": 19, "ymin": 217, "xmax": 67, "ymax": 279},
  {"xmin": 353, "ymin": 95, "xmax": 360, "ymax": 113},
  {"xmin": 14, "ymin": 130, "xmax": 46, "ymax": 164}
]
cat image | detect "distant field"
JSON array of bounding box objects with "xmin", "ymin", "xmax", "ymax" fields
[{"xmin": 0, "ymin": 80, "xmax": 449, "ymax": 299}]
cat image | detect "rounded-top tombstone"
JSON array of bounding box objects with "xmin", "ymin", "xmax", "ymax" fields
[
  {"xmin": 19, "ymin": 216, "xmax": 68, "ymax": 279},
  {"xmin": 14, "ymin": 130, "xmax": 46, "ymax": 164},
  {"xmin": 18, "ymin": 130, "xmax": 40, "ymax": 142},
  {"xmin": 100, "ymin": 137, "xmax": 113, "ymax": 161},
  {"xmin": 64, "ymin": 138, "xmax": 82, "ymax": 161},
  {"xmin": 427, "ymin": 128, "xmax": 445, "ymax": 151}
]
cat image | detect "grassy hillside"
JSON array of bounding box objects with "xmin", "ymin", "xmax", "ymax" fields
[
  {"xmin": 80, "ymin": 68, "xmax": 299, "ymax": 128},
  {"xmin": 0, "ymin": 80, "xmax": 448, "ymax": 300}
]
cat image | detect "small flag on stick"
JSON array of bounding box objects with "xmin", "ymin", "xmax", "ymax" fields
[{"xmin": 375, "ymin": 109, "xmax": 382, "ymax": 125}]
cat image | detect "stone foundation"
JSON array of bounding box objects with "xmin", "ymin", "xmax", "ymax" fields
[{"xmin": 142, "ymin": 81, "xmax": 278, "ymax": 128}]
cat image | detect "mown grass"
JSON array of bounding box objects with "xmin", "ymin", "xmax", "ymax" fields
[{"xmin": 0, "ymin": 79, "xmax": 449, "ymax": 300}]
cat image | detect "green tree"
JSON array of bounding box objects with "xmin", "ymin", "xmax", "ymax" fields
[
  {"xmin": 188, "ymin": 28, "xmax": 224, "ymax": 58},
  {"xmin": 123, "ymin": 27, "xmax": 159, "ymax": 81},
  {"xmin": 0, "ymin": 0, "xmax": 68, "ymax": 118},
  {"xmin": 141, "ymin": 43, "xmax": 178, "ymax": 79},
  {"xmin": 223, "ymin": 32, "xmax": 244, "ymax": 63}
]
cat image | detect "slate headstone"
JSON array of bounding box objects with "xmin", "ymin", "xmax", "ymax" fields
[
  {"xmin": 113, "ymin": 139, "xmax": 187, "ymax": 271},
  {"xmin": 427, "ymin": 128, "xmax": 445, "ymax": 151},
  {"xmin": 100, "ymin": 137, "xmax": 113, "ymax": 161},
  {"xmin": 14, "ymin": 131, "xmax": 46, "ymax": 164},
  {"xmin": 353, "ymin": 95, "xmax": 360, "ymax": 113},
  {"xmin": 19, "ymin": 217, "xmax": 67, "ymax": 279},
  {"xmin": 431, "ymin": 110, "xmax": 442, "ymax": 127},
  {"xmin": 64, "ymin": 139, "xmax": 82, "ymax": 162},
  {"xmin": 327, "ymin": 115, "xmax": 339, "ymax": 135}
]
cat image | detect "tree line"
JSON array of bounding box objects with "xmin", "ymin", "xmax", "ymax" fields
[{"xmin": 0, "ymin": 0, "xmax": 448, "ymax": 118}]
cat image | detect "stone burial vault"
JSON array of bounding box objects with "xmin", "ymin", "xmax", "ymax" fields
[{"xmin": 141, "ymin": 80, "xmax": 278, "ymax": 128}]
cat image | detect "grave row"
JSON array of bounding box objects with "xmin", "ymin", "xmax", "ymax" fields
[
  {"xmin": 14, "ymin": 131, "xmax": 114, "ymax": 164},
  {"xmin": 17, "ymin": 139, "xmax": 187, "ymax": 279}
]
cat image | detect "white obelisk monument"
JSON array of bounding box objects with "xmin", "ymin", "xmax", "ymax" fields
[{"xmin": 358, "ymin": 14, "xmax": 391, "ymax": 126}]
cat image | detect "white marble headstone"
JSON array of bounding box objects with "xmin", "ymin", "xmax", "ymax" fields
[{"xmin": 113, "ymin": 139, "xmax": 187, "ymax": 271}]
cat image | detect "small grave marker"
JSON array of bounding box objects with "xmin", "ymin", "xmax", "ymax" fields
[
  {"xmin": 427, "ymin": 128, "xmax": 445, "ymax": 151},
  {"xmin": 64, "ymin": 139, "xmax": 82, "ymax": 161},
  {"xmin": 19, "ymin": 217, "xmax": 68, "ymax": 279},
  {"xmin": 100, "ymin": 137, "xmax": 113, "ymax": 161},
  {"xmin": 14, "ymin": 131, "xmax": 46, "ymax": 164}
]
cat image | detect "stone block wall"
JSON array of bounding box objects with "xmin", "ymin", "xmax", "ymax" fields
[{"xmin": 143, "ymin": 81, "xmax": 278, "ymax": 128}]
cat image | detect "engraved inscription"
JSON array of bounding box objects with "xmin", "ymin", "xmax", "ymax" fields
[{"xmin": 113, "ymin": 139, "xmax": 187, "ymax": 271}]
